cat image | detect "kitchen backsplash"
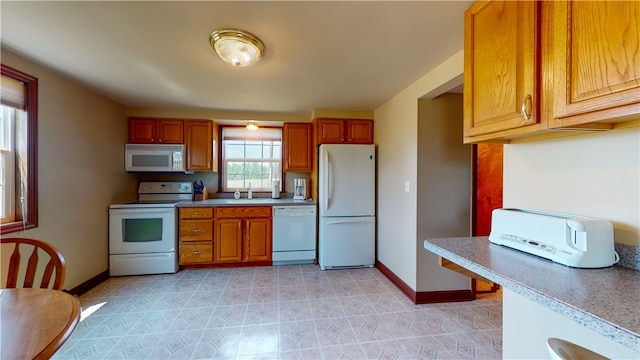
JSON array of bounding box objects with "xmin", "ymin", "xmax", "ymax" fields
[{"xmin": 616, "ymin": 243, "xmax": 640, "ymax": 270}]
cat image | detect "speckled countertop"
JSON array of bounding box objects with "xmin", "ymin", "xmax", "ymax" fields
[
  {"xmin": 424, "ymin": 237, "xmax": 640, "ymax": 352},
  {"xmin": 176, "ymin": 198, "xmax": 316, "ymax": 207}
]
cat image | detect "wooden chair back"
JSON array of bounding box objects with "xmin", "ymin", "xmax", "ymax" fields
[{"xmin": 1, "ymin": 237, "xmax": 66, "ymax": 290}]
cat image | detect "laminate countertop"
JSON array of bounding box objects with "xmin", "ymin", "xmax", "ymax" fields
[
  {"xmin": 177, "ymin": 198, "xmax": 316, "ymax": 207},
  {"xmin": 423, "ymin": 237, "xmax": 640, "ymax": 352}
]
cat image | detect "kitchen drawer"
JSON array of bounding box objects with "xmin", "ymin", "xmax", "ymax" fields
[
  {"xmin": 180, "ymin": 207, "xmax": 213, "ymax": 219},
  {"xmin": 179, "ymin": 241, "xmax": 213, "ymax": 264},
  {"xmin": 214, "ymin": 206, "xmax": 271, "ymax": 218},
  {"xmin": 179, "ymin": 219, "xmax": 213, "ymax": 241}
]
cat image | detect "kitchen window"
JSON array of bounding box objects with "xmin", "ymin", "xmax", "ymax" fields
[
  {"xmin": 1, "ymin": 65, "xmax": 38, "ymax": 234},
  {"xmin": 221, "ymin": 126, "xmax": 282, "ymax": 192}
]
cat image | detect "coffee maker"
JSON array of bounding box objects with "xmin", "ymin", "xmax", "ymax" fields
[{"xmin": 293, "ymin": 179, "xmax": 311, "ymax": 200}]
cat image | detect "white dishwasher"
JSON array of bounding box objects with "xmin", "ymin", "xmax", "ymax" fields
[{"xmin": 272, "ymin": 205, "xmax": 317, "ymax": 265}]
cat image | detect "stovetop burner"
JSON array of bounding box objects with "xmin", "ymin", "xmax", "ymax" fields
[
  {"xmin": 109, "ymin": 182, "xmax": 193, "ymax": 209},
  {"xmin": 109, "ymin": 200, "xmax": 186, "ymax": 209}
]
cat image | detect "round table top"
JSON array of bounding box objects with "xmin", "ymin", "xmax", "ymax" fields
[{"xmin": 1, "ymin": 288, "xmax": 80, "ymax": 360}]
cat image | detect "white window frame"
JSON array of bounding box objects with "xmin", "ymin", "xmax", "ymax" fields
[{"xmin": 221, "ymin": 126, "xmax": 282, "ymax": 193}]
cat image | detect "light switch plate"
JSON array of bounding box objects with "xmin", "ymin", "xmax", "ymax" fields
[{"xmin": 405, "ymin": 181, "xmax": 410, "ymax": 192}]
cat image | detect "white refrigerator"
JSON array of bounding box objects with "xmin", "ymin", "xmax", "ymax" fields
[{"xmin": 318, "ymin": 144, "xmax": 376, "ymax": 270}]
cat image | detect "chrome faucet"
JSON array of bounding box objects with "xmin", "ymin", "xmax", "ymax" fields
[{"xmin": 247, "ymin": 183, "xmax": 253, "ymax": 199}]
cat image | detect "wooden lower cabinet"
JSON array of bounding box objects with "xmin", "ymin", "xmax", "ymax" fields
[
  {"xmin": 215, "ymin": 218, "xmax": 243, "ymax": 263},
  {"xmin": 180, "ymin": 242, "xmax": 213, "ymax": 264},
  {"xmin": 245, "ymin": 218, "xmax": 271, "ymax": 262},
  {"xmin": 179, "ymin": 206, "xmax": 272, "ymax": 267},
  {"xmin": 214, "ymin": 207, "xmax": 272, "ymax": 264},
  {"xmin": 178, "ymin": 207, "xmax": 214, "ymax": 265}
]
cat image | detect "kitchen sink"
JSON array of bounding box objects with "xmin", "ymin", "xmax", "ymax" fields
[
  {"xmin": 238, "ymin": 198, "xmax": 276, "ymax": 203},
  {"xmin": 209, "ymin": 198, "xmax": 277, "ymax": 205}
]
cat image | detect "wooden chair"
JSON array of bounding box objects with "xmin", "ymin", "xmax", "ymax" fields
[{"xmin": 1, "ymin": 237, "xmax": 66, "ymax": 290}]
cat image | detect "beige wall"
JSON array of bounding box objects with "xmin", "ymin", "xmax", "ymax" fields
[
  {"xmin": 375, "ymin": 46, "xmax": 640, "ymax": 291},
  {"xmin": 137, "ymin": 171, "xmax": 309, "ymax": 197},
  {"xmin": 504, "ymin": 127, "xmax": 640, "ymax": 247},
  {"xmin": 311, "ymin": 109, "xmax": 374, "ymax": 120},
  {"xmin": 125, "ymin": 107, "xmax": 308, "ymax": 126},
  {"xmin": 416, "ymin": 94, "xmax": 472, "ymax": 291},
  {"xmin": 2, "ymin": 49, "xmax": 137, "ymax": 290},
  {"xmin": 6, "ymin": 38, "xmax": 635, "ymax": 295},
  {"xmin": 126, "ymin": 108, "xmax": 312, "ymax": 195},
  {"xmin": 374, "ymin": 51, "xmax": 464, "ymax": 290}
]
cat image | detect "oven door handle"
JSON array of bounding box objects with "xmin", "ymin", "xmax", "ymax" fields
[{"xmin": 110, "ymin": 208, "xmax": 174, "ymax": 215}]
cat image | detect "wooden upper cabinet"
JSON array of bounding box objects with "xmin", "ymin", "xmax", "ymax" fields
[
  {"xmin": 463, "ymin": 0, "xmax": 639, "ymax": 143},
  {"xmin": 346, "ymin": 119, "xmax": 374, "ymax": 144},
  {"xmin": 128, "ymin": 117, "xmax": 184, "ymax": 144},
  {"xmin": 463, "ymin": 0, "xmax": 540, "ymax": 142},
  {"xmin": 548, "ymin": 0, "xmax": 640, "ymax": 128},
  {"xmin": 316, "ymin": 118, "xmax": 345, "ymax": 144},
  {"xmin": 129, "ymin": 118, "xmax": 155, "ymax": 143},
  {"xmin": 283, "ymin": 123, "xmax": 313, "ymax": 172},
  {"xmin": 315, "ymin": 118, "xmax": 373, "ymax": 144},
  {"xmin": 156, "ymin": 119, "xmax": 184, "ymax": 143},
  {"xmin": 185, "ymin": 120, "xmax": 217, "ymax": 172}
]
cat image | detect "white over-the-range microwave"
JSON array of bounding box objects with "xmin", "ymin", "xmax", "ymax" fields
[{"xmin": 125, "ymin": 144, "xmax": 187, "ymax": 172}]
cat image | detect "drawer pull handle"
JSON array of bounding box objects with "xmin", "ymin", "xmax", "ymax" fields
[
  {"xmin": 193, "ymin": 251, "xmax": 201, "ymax": 255},
  {"xmin": 193, "ymin": 212, "xmax": 202, "ymax": 216},
  {"xmin": 192, "ymin": 229, "xmax": 203, "ymax": 233}
]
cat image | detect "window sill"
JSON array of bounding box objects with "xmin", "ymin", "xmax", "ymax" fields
[{"xmin": 1, "ymin": 221, "xmax": 36, "ymax": 235}]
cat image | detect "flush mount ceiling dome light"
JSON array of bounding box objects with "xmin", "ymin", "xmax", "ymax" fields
[
  {"xmin": 245, "ymin": 121, "xmax": 259, "ymax": 131},
  {"xmin": 210, "ymin": 28, "xmax": 265, "ymax": 67}
]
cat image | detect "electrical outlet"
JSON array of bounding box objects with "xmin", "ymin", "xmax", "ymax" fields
[{"xmin": 404, "ymin": 181, "xmax": 410, "ymax": 193}]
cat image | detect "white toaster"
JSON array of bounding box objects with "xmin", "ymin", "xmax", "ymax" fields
[{"xmin": 489, "ymin": 208, "xmax": 619, "ymax": 268}]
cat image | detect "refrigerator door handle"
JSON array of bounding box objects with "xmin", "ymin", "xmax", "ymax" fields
[
  {"xmin": 323, "ymin": 149, "xmax": 330, "ymax": 211},
  {"xmin": 325, "ymin": 219, "xmax": 372, "ymax": 225}
]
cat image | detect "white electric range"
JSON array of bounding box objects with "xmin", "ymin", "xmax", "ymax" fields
[{"xmin": 109, "ymin": 182, "xmax": 193, "ymax": 276}]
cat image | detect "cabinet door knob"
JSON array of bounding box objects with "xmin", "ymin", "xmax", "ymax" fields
[{"xmin": 521, "ymin": 94, "xmax": 533, "ymax": 120}]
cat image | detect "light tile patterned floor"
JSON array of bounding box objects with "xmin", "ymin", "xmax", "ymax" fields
[{"xmin": 54, "ymin": 265, "xmax": 502, "ymax": 359}]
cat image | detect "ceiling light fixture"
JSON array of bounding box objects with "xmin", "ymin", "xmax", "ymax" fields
[
  {"xmin": 210, "ymin": 28, "xmax": 265, "ymax": 67},
  {"xmin": 246, "ymin": 121, "xmax": 259, "ymax": 131}
]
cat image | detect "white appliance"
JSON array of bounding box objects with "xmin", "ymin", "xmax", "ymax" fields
[
  {"xmin": 293, "ymin": 178, "xmax": 311, "ymax": 200},
  {"xmin": 109, "ymin": 182, "xmax": 193, "ymax": 276},
  {"xmin": 125, "ymin": 143, "xmax": 186, "ymax": 172},
  {"xmin": 489, "ymin": 208, "xmax": 619, "ymax": 268},
  {"xmin": 318, "ymin": 144, "xmax": 375, "ymax": 270},
  {"xmin": 272, "ymin": 205, "xmax": 317, "ymax": 265},
  {"xmin": 271, "ymin": 179, "xmax": 281, "ymax": 199}
]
